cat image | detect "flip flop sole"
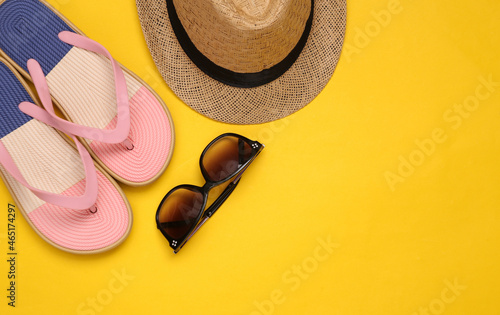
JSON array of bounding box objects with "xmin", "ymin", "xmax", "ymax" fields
[
  {"xmin": 0, "ymin": 58, "xmax": 133, "ymax": 254},
  {"xmin": 0, "ymin": 0, "xmax": 175, "ymax": 186}
]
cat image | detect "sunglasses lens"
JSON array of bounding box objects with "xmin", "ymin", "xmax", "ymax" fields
[
  {"xmin": 202, "ymin": 136, "xmax": 253, "ymax": 182},
  {"xmin": 158, "ymin": 188, "xmax": 204, "ymax": 239}
]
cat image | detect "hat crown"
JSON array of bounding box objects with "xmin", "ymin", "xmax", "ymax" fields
[
  {"xmin": 215, "ymin": 0, "xmax": 279, "ymax": 27},
  {"xmin": 173, "ymin": 0, "xmax": 311, "ymax": 73}
]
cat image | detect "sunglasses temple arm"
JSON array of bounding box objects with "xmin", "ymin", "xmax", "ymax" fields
[
  {"xmin": 182, "ymin": 216, "xmax": 209, "ymax": 247},
  {"xmin": 184, "ymin": 150, "xmax": 260, "ymax": 244},
  {"xmin": 205, "ymin": 179, "xmax": 240, "ymax": 217},
  {"xmin": 203, "ymin": 156, "xmax": 255, "ymax": 217},
  {"xmin": 178, "ymin": 149, "xmax": 260, "ymax": 251},
  {"xmin": 177, "ymin": 180, "xmax": 241, "ymax": 252}
]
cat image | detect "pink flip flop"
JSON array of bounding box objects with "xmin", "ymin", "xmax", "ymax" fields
[
  {"xmin": 0, "ymin": 58, "xmax": 132, "ymax": 253},
  {"xmin": 0, "ymin": 0, "xmax": 175, "ymax": 186}
]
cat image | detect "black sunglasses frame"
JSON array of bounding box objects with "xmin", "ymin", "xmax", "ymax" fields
[{"xmin": 156, "ymin": 133, "xmax": 264, "ymax": 253}]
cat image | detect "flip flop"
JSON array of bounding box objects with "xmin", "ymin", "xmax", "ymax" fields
[
  {"xmin": 0, "ymin": 58, "xmax": 132, "ymax": 254},
  {"xmin": 0, "ymin": 0, "xmax": 175, "ymax": 186}
]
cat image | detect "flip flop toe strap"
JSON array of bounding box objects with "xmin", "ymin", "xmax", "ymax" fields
[
  {"xmin": 19, "ymin": 31, "xmax": 131, "ymax": 145},
  {"xmin": 0, "ymin": 138, "xmax": 98, "ymax": 210}
]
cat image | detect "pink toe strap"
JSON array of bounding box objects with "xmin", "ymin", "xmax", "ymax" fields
[
  {"xmin": 19, "ymin": 31, "xmax": 130, "ymax": 144},
  {"xmin": 0, "ymin": 138, "xmax": 98, "ymax": 210}
]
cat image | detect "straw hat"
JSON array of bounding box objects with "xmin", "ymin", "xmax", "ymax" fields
[{"xmin": 136, "ymin": 0, "xmax": 346, "ymax": 124}]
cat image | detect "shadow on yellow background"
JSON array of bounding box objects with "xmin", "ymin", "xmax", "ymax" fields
[{"xmin": 1, "ymin": 0, "xmax": 499, "ymax": 314}]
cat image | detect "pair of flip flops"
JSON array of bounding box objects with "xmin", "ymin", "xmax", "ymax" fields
[{"xmin": 0, "ymin": 0, "xmax": 174, "ymax": 253}]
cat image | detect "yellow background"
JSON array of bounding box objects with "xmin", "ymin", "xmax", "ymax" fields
[{"xmin": 1, "ymin": 0, "xmax": 500, "ymax": 314}]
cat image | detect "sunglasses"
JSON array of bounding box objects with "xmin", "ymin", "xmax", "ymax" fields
[{"xmin": 156, "ymin": 133, "xmax": 264, "ymax": 253}]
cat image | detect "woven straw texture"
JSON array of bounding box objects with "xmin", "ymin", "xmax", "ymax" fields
[
  {"xmin": 174, "ymin": 0, "xmax": 311, "ymax": 73},
  {"xmin": 136, "ymin": 0, "xmax": 346, "ymax": 124}
]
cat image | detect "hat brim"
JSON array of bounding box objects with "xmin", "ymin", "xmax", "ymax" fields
[{"xmin": 136, "ymin": 0, "xmax": 346, "ymax": 125}]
